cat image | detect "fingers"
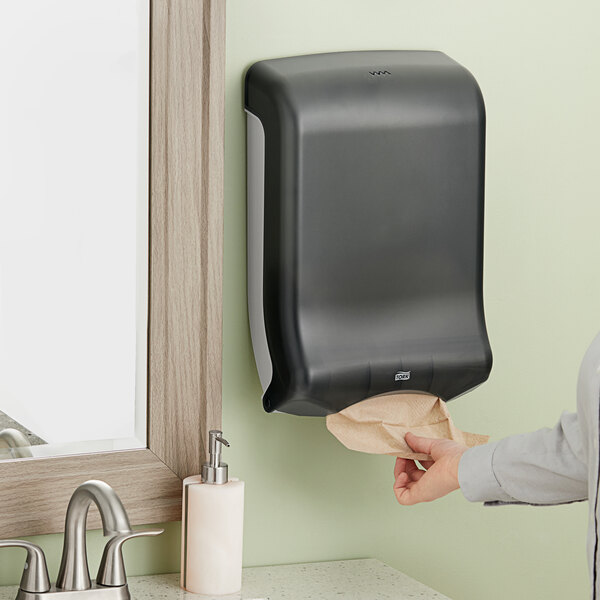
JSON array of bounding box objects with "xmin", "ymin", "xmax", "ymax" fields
[
  {"xmin": 394, "ymin": 457, "xmax": 407, "ymax": 479},
  {"xmin": 393, "ymin": 480, "xmax": 422, "ymax": 505},
  {"xmin": 408, "ymin": 469, "xmax": 425, "ymax": 482},
  {"xmin": 394, "ymin": 469, "xmax": 438, "ymax": 505},
  {"xmin": 404, "ymin": 432, "xmax": 435, "ymax": 457},
  {"xmin": 394, "ymin": 457, "xmax": 421, "ymax": 480},
  {"xmin": 394, "ymin": 472, "xmax": 425, "ymax": 489},
  {"xmin": 394, "ymin": 435, "xmax": 464, "ymax": 506},
  {"xmin": 394, "ymin": 462, "xmax": 425, "ymax": 490},
  {"xmin": 393, "ymin": 458, "xmax": 429, "ymax": 505},
  {"xmin": 394, "ymin": 471, "xmax": 409, "ymax": 487},
  {"xmin": 393, "ymin": 462, "xmax": 460, "ymax": 505}
]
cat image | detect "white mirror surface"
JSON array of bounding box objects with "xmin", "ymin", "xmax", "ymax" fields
[{"xmin": 0, "ymin": 0, "xmax": 149, "ymax": 459}]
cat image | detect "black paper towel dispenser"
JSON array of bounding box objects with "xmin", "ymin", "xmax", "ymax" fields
[{"xmin": 245, "ymin": 50, "xmax": 492, "ymax": 417}]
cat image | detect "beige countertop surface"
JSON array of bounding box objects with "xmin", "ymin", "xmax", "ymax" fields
[{"xmin": 0, "ymin": 559, "xmax": 450, "ymax": 600}]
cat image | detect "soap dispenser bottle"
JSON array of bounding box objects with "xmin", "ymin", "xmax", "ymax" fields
[{"xmin": 181, "ymin": 430, "xmax": 245, "ymax": 595}]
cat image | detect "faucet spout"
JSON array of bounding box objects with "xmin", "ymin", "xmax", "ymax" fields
[{"xmin": 56, "ymin": 480, "xmax": 132, "ymax": 591}]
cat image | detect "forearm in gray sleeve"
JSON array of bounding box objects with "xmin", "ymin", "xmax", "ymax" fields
[{"xmin": 458, "ymin": 411, "xmax": 588, "ymax": 505}]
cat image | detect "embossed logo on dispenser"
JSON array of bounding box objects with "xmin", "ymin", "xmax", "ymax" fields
[{"xmin": 395, "ymin": 370, "xmax": 411, "ymax": 381}]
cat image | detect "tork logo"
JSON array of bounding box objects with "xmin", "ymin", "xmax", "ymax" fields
[{"xmin": 395, "ymin": 370, "xmax": 411, "ymax": 381}]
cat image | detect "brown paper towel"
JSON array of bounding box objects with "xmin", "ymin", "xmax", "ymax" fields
[{"xmin": 326, "ymin": 393, "xmax": 489, "ymax": 461}]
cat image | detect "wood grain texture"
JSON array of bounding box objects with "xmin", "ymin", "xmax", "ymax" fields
[
  {"xmin": 0, "ymin": 0, "xmax": 225, "ymax": 536},
  {"xmin": 0, "ymin": 450, "xmax": 181, "ymax": 538},
  {"xmin": 148, "ymin": 0, "xmax": 225, "ymax": 479}
]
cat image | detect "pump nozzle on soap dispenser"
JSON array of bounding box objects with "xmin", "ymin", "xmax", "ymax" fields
[{"xmin": 201, "ymin": 430, "xmax": 230, "ymax": 484}]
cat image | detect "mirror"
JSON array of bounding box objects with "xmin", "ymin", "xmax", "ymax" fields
[
  {"xmin": 0, "ymin": 0, "xmax": 149, "ymax": 459},
  {"xmin": 0, "ymin": 0, "xmax": 224, "ymax": 536}
]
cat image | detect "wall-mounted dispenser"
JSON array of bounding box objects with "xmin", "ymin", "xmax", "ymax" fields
[{"xmin": 245, "ymin": 51, "xmax": 492, "ymax": 417}]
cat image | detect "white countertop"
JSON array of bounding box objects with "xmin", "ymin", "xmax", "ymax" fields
[{"xmin": 0, "ymin": 559, "xmax": 450, "ymax": 600}]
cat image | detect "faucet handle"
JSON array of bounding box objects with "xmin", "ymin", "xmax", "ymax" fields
[
  {"xmin": 0, "ymin": 540, "xmax": 51, "ymax": 593},
  {"xmin": 97, "ymin": 528, "xmax": 163, "ymax": 587}
]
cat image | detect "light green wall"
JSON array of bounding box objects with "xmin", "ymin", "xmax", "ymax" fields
[
  {"xmin": 2, "ymin": 1, "xmax": 600, "ymax": 598},
  {"xmin": 223, "ymin": 1, "xmax": 600, "ymax": 598}
]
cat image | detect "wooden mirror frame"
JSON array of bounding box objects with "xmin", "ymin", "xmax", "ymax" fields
[{"xmin": 0, "ymin": 0, "xmax": 225, "ymax": 537}]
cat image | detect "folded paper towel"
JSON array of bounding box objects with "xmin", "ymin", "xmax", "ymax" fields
[{"xmin": 326, "ymin": 393, "xmax": 488, "ymax": 461}]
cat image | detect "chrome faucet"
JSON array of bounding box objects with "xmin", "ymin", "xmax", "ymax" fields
[{"xmin": 0, "ymin": 480, "xmax": 162, "ymax": 600}]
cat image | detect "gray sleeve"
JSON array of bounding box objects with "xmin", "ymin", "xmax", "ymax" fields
[{"xmin": 458, "ymin": 411, "xmax": 588, "ymax": 505}]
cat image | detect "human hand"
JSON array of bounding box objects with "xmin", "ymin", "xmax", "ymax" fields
[{"xmin": 393, "ymin": 432, "xmax": 468, "ymax": 505}]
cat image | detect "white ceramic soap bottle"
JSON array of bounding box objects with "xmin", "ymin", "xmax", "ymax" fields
[{"xmin": 181, "ymin": 430, "xmax": 245, "ymax": 595}]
